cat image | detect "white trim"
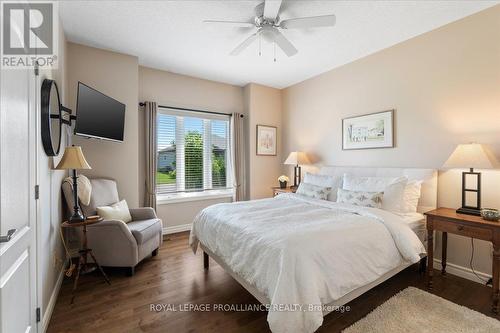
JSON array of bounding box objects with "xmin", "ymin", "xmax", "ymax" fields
[
  {"xmin": 433, "ymin": 258, "xmax": 491, "ymax": 285},
  {"xmin": 35, "ymin": 63, "xmax": 43, "ymax": 333},
  {"xmin": 157, "ymin": 190, "xmax": 233, "ymax": 205},
  {"xmin": 162, "ymin": 224, "xmax": 192, "ymax": 235},
  {"xmin": 42, "ymin": 266, "xmax": 65, "ymax": 333}
]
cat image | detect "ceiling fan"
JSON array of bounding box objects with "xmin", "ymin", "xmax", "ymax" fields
[{"xmin": 204, "ymin": 0, "xmax": 336, "ymax": 58}]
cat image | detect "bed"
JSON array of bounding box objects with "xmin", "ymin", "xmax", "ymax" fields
[{"xmin": 189, "ymin": 167, "xmax": 437, "ymax": 333}]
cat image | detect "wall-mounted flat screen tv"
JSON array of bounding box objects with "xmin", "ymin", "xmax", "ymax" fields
[{"xmin": 74, "ymin": 82, "xmax": 125, "ymax": 142}]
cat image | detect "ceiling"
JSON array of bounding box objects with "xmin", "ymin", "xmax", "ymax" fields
[{"xmin": 59, "ymin": 1, "xmax": 499, "ymax": 89}]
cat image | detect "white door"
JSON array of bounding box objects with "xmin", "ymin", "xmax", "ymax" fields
[{"xmin": 0, "ymin": 23, "xmax": 39, "ymax": 333}]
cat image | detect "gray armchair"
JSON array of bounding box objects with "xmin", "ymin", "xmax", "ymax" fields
[{"xmin": 62, "ymin": 178, "xmax": 162, "ymax": 276}]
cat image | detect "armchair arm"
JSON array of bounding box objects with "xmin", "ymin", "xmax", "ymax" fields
[
  {"xmin": 129, "ymin": 207, "xmax": 158, "ymax": 221},
  {"xmin": 86, "ymin": 219, "xmax": 138, "ymax": 267},
  {"xmin": 89, "ymin": 219, "xmax": 135, "ymax": 239}
]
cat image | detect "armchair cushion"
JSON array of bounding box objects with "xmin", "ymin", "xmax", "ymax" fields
[{"xmin": 128, "ymin": 218, "xmax": 162, "ymax": 245}]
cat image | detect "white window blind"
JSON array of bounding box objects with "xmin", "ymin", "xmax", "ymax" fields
[{"xmin": 156, "ymin": 107, "xmax": 232, "ymax": 195}]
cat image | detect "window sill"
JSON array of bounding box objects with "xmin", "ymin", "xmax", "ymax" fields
[{"xmin": 157, "ymin": 190, "xmax": 234, "ymax": 205}]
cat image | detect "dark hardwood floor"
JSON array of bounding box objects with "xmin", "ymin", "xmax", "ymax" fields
[{"xmin": 48, "ymin": 231, "xmax": 499, "ymax": 333}]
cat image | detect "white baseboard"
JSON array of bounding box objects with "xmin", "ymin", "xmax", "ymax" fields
[
  {"xmin": 433, "ymin": 258, "xmax": 491, "ymax": 284},
  {"xmin": 162, "ymin": 223, "xmax": 191, "ymax": 235},
  {"xmin": 42, "ymin": 266, "xmax": 65, "ymax": 332}
]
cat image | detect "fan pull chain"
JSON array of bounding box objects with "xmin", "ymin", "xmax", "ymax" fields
[
  {"xmin": 273, "ymin": 42, "xmax": 276, "ymax": 62},
  {"xmin": 259, "ymin": 35, "xmax": 262, "ymax": 56}
]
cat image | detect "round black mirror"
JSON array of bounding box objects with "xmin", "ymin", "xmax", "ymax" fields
[{"xmin": 41, "ymin": 79, "xmax": 62, "ymax": 156}]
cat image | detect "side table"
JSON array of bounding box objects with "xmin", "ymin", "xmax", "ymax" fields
[{"xmin": 62, "ymin": 217, "xmax": 111, "ymax": 303}]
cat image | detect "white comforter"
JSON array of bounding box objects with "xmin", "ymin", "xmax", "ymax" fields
[{"xmin": 189, "ymin": 194, "xmax": 425, "ymax": 333}]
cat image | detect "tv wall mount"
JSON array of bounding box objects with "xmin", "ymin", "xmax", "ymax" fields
[{"xmin": 41, "ymin": 78, "xmax": 76, "ymax": 156}]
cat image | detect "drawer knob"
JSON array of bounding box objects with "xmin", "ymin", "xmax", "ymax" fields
[{"xmin": 457, "ymin": 225, "xmax": 464, "ymax": 231}]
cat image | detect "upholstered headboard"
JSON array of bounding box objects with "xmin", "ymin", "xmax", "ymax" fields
[{"xmin": 319, "ymin": 166, "xmax": 438, "ymax": 213}]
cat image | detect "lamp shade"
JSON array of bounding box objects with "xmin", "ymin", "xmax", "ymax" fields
[
  {"xmin": 284, "ymin": 151, "xmax": 310, "ymax": 165},
  {"xmin": 55, "ymin": 146, "xmax": 92, "ymax": 170},
  {"xmin": 443, "ymin": 143, "xmax": 497, "ymax": 169}
]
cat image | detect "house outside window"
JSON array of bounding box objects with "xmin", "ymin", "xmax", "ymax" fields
[{"xmin": 156, "ymin": 107, "xmax": 232, "ymax": 197}]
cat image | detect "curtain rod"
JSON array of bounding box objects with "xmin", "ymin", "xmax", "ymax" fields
[{"xmin": 139, "ymin": 102, "xmax": 244, "ymax": 118}]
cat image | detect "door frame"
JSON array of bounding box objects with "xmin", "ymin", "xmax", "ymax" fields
[{"xmin": 34, "ymin": 64, "xmax": 43, "ymax": 333}]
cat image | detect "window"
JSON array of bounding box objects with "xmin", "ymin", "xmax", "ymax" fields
[{"xmin": 156, "ymin": 107, "xmax": 232, "ymax": 196}]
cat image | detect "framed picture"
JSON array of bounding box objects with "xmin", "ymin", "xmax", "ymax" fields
[
  {"xmin": 342, "ymin": 110, "xmax": 394, "ymax": 150},
  {"xmin": 256, "ymin": 125, "xmax": 277, "ymax": 156}
]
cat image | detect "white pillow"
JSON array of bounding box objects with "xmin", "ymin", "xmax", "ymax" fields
[
  {"xmin": 343, "ymin": 174, "xmax": 408, "ymax": 213},
  {"xmin": 97, "ymin": 199, "xmax": 132, "ymax": 223},
  {"xmin": 336, "ymin": 188, "xmax": 383, "ymax": 208},
  {"xmin": 296, "ymin": 182, "xmax": 332, "ymax": 200},
  {"xmin": 401, "ymin": 180, "xmax": 423, "ymax": 213},
  {"xmin": 303, "ymin": 172, "xmax": 342, "ymax": 201}
]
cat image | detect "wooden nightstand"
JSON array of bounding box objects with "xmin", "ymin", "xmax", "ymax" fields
[
  {"xmin": 271, "ymin": 186, "xmax": 296, "ymax": 197},
  {"xmin": 424, "ymin": 208, "xmax": 500, "ymax": 313}
]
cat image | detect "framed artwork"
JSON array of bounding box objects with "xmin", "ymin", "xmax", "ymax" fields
[
  {"xmin": 256, "ymin": 125, "xmax": 277, "ymax": 156},
  {"xmin": 342, "ymin": 110, "xmax": 394, "ymax": 150}
]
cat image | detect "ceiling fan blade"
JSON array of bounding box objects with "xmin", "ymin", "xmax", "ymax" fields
[
  {"xmin": 263, "ymin": 0, "xmax": 283, "ymax": 21},
  {"xmin": 203, "ymin": 20, "xmax": 255, "ymax": 28},
  {"xmin": 254, "ymin": 2, "xmax": 264, "ymax": 17},
  {"xmin": 230, "ymin": 31, "xmax": 260, "ymax": 56},
  {"xmin": 280, "ymin": 15, "xmax": 336, "ymax": 29},
  {"xmin": 270, "ymin": 29, "xmax": 297, "ymax": 57}
]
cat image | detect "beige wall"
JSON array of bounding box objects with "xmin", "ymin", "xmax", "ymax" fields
[
  {"xmin": 67, "ymin": 43, "xmax": 140, "ymax": 207},
  {"xmin": 245, "ymin": 83, "xmax": 283, "ymax": 199},
  {"xmin": 282, "ymin": 6, "xmax": 500, "ymax": 275},
  {"xmin": 39, "ymin": 21, "xmax": 69, "ymax": 326},
  {"xmin": 156, "ymin": 197, "xmax": 232, "ymax": 232},
  {"xmin": 139, "ymin": 66, "xmax": 244, "ymax": 114},
  {"xmin": 138, "ymin": 66, "xmax": 244, "ymax": 228}
]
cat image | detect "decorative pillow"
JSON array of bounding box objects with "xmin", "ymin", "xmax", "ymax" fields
[
  {"xmin": 96, "ymin": 199, "xmax": 132, "ymax": 223},
  {"xmin": 336, "ymin": 188, "xmax": 383, "ymax": 208},
  {"xmin": 343, "ymin": 174, "xmax": 403, "ymax": 192},
  {"xmin": 303, "ymin": 172, "xmax": 342, "ymax": 201},
  {"xmin": 343, "ymin": 174, "xmax": 408, "ymax": 213},
  {"xmin": 401, "ymin": 180, "xmax": 423, "ymax": 213},
  {"xmin": 296, "ymin": 182, "xmax": 332, "ymax": 200}
]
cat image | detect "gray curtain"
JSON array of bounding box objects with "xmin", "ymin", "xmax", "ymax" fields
[
  {"xmin": 231, "ymin": 113, "xmax": 246, "ymax": 201},
  {"xmin": 144, "ymin": 102, "xmax": 158, "ymax": 210}
]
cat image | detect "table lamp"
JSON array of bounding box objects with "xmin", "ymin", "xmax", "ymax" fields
[
  {"xmin": 284, "ymin": 151, "xmax": 310, "ymax": 188},
  {"xmin": 443, "ymin": 143, "xmax": 498, "ymax": 216},
  {"xmin": 55, "ymin": 145, "xmax": 92, "ymax": 223}
]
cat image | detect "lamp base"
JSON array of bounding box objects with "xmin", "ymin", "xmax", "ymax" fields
[
  {"xmin": 69, "ymin": 211, "xmax": 85, "ymax": 223},
  {"xmin": 69, "ymin": 168, "xmax": 85, "ymax": 224},
  {"xmin": 456, "ymin": 207, "xmax": 481, "ymax": 216},
  {"xmin": 293, "ymin": 165, "xmax": 302, "ymax": 188}
]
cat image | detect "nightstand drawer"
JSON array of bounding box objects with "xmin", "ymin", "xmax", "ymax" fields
[{"xmin": 433, "ymin": 219, "xmax": 493, "ymax": 240}]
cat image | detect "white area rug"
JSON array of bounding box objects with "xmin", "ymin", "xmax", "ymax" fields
[{"xmin": 343, "ymin": 287, "xmax": 500, "ymax": 333}]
